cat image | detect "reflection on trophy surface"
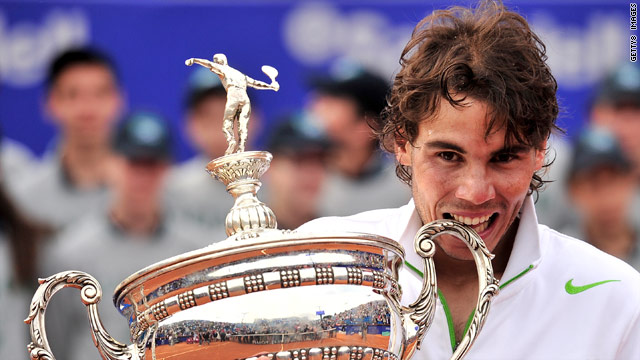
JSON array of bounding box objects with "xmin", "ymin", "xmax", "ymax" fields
[{"xmin": 25, "ymin": 54, "xmax": 499, "ymax": 360}]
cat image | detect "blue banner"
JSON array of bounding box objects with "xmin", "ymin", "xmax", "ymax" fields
[{"xmin": 0, "ymin": 0, "xmax": 633, "ymax": 160}]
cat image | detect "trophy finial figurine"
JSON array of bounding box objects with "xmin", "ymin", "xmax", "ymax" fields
[
  {"xmin": 185, "ymin": 53, "xmax": 279, "ymax": 236},
  {"xmin": 185, "ymin": 53, "xmax": 279, "ymax": 154}
]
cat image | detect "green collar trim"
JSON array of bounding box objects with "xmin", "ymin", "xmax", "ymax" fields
[
  {"xmin": 462, "ymin": 308, "xmax": 475, "ymax": 342},
  {"xmin": 437, "ymin": 289, "xmax": 478, "ymax": 351},
  {"xmin": 405, "ymin": 260, "xmax": 534, "ymax": 351},
  {"xmin": 437, "ymin": 289, "xmax": 457, "ymax": 351},
  {"xmin": 403, "ymin": 260, "xmax": 534, "ymax": 290},
  {"xmin": 499, "ymin": 264, "xmax": 534, "ymax": 289},
  {"xmin": 404, "ymin": 260, "xmax": 424, "ymax": 278}
]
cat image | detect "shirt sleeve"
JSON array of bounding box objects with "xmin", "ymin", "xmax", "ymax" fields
[{"xmin": 616, "ymin": 302, "xmax": 640, "ymax": 359}]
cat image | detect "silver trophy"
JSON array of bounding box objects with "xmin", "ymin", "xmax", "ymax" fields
[{"xmin": 25, "ymin": 54, "xmax": 499, "ymax": 360}]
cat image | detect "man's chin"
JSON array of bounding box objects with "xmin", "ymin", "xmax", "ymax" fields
[{"xmin": 433, "ymin": 235, "xmax": 484, "ymax": 261}]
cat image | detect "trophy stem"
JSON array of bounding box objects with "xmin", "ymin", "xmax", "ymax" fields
[{"xmin": 206, "ymin": 151, "xmax": 277, "ymax": 237}]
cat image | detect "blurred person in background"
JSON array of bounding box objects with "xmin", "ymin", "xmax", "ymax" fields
[
  {"xmin": 562, "ymin": 127, "xmax": 639, "ymax": 270},
  {"xmin": 0, "ymin": 137, "xmax": 53, "ymax": 359},
  {"xmin": 167, "ymin": 67, "xmax": 263, "ymax": 235},
  {"xmin": 532, "ymin": 133, "xmax": 575, "ymax": 231},
  {"xmin": 0, "ymin": 76, "xmax": 38, "ymax": 201},
  {"xmin": 591, "ymin": 63, "xmax": 640, "ymax": 179},
  {"xmin": 14, "ymin": 48, "xmax": 124, "ymax": 231},
  {"xmin": 263, "ymin": 113, "xmax": 331, "ymax": 230},
  {"xmin": 589, "ymin": 63, "xmax": 640, "ymax": 253},
  {"xmin": 0, "ymin": 127, "xmax": 38, "ymax": 199},
  {"xmin": 537, "ymin": 64, "xmax": 640, "ymax": 232},
  {"xmin": 307, "ymin": 66, "xmax": 410, "ymax": 216},
  {"xmin": 44, "ymin": 112, "xmax": 212, "ymax": 359}
]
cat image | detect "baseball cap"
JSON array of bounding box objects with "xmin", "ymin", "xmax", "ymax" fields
[
  {"xmin": 569, "ymin": 127, "xmax": 632, "ymax": 178},
  {"xmin": 595, "ymin": 63, "xmax": 640, "ymax": 108},
  {"xmin": 309, "ymin": 61, "xmax": 390, "ymax": 117},
  {"xmin": 113, "ymin": 112, "xmax": 172, "ymax": 162},
  {"xmin": 266, "ymin": 112, "xmax": 332, "ymax": 155},
  {"xmin": 184, "ymin": 66, "xmax": 226, "ymax": 110}
]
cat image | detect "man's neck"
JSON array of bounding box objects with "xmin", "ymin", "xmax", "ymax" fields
[
  {"xmin": 61, "ymin": 142, "xmax": 112, "ymax": 189},
  {"xmin": 434, "ymin": 218, "xmax": 517, "ymax": 283},
  {"xmin": 110, "ymin": 202, "xmax": 162, "ymax": 237},
  {"xmin": 433, "ymin": 218, "xmax": 518, "ymax": 343}
]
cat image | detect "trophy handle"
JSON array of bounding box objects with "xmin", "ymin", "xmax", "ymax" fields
[
  {"xmin": 24, "ymin": 271, "xmax": 138, "ymax": 360},
  {"xmin": 403, "ymin": 220, "xmax": 500, "ymax": 360}
]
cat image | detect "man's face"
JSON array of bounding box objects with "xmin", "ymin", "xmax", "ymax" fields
[
  {"xmin": 47, "ymin": 64, "xmax": 122, "ymax": 147},
  {"xmin": 111, "ymin": 157, "xmax": 169, "ymax": 208},
  {"xmin": 396, "ymin": 98, "xmax": 545, "ymax": 260},
  {"xmin": 269, "ymin": 150, "xmax": 326, "ymax": 213},
  {"xmin": 308, "ymin": 94, "xmax": 370, "ymax": 148},
  {"xmin": 569, "ymin": 166, "xmax": 636, "ymax": 225},
  {"xmin": 592, "ymin": 104, "xmax": 640, "ymax": 174}
]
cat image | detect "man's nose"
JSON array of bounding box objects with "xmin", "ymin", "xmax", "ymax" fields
[{"xmin": 454, "ymin": 167, "xmax": 496, "ymax": 205}]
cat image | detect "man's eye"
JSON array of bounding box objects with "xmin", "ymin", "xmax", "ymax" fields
[
  {"xmin": 493, "ymin": 153, "xmax": 517, "ymax": 162},
  {"xmin": 438, "ymin": 152, "xmax": 459, "ymax": 161}
]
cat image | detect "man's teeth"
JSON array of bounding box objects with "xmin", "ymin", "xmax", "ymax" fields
[{"xmin": 451, "ymin": 214, "xmax": 492, "ymax": 232}]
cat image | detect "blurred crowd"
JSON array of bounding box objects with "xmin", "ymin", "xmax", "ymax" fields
[{"xmin": 0, "ymin": 47, "xmax": 638, "ymax": 358}]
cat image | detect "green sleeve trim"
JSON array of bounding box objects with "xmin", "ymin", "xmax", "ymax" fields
[
  {"xmin": 499, "ymin": 264, "xmax": 534, "ymax": 289},
  {"xmin": 437, "ymin": 289, "xmax": 457, "ymax": 351}
]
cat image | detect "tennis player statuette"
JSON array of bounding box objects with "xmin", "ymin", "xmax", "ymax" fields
[
  {"xmin": 185, "ymin": 53, "xmax": 279, "ymax": 155},
  {"xmin": 25, "ymin": 54, "xmax": 499, "ymax": 360}
]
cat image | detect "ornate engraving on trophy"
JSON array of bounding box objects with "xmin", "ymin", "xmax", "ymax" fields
[
  {"xmin": 150, "ymin": 302, "xmax": 170, "ymax": 322},
  {"xmin": 280, "ymin": 269, "xmax": 301, "ymax": 288},
  {"xmin": 243, "ymin": 274, "xmax": 266, "ymax": 293},
  {"xmin": 209, "ymin": 282, "xmax": 230, "ymax": 301},
  {"xmin": 315, "ymin": 267, "xmax": 335, "ymax": 285},
  {"xmin": 346, "ymin": 267, "xmax": 364, "ymax": 285}
]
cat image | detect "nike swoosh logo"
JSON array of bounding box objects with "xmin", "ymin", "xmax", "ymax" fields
[{"xmin": 565, "ymin": 278, "xmax": 621, "ymax": 295}]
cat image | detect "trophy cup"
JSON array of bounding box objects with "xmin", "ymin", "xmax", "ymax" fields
[{"xmin": 25, "ymin": 54, "xmax": 499, "ymax": 360}]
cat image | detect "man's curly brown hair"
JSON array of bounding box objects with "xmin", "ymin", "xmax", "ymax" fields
[{"xmin": 375, "ymin": 0, "xmax": 560, "ymax": 196}]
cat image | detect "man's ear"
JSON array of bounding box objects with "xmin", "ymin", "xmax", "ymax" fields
[
  {"xmin": 395, "ymin": 137, "xmax": 411, "ymax": 166},
  {"xmin": 534, "ymin": 140, "xmax": 547, "ymax": 171}
]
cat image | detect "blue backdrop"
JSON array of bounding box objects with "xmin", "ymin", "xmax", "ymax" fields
[{"xmin": 0, "ymin": 0, "xmax": 634, "ymax": 161}]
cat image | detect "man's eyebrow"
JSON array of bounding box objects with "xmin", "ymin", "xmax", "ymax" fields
[
  {"xmin": 491, "ymin": 145, "xmax": 530, "ymax": 156},
  {"xmin": 424, "ymin": 141, "xmax": 466, "ymax": 154}
]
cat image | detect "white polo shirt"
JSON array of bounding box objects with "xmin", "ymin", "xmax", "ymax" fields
[{"xmin": 299, "ymin": 196, "xmax": 640, "ymax": 359}]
